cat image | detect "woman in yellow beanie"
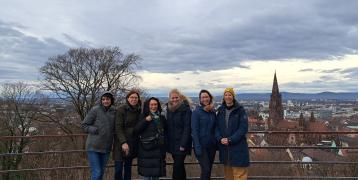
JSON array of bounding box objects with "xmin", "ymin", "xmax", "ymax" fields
[{"xmin": 215, "ymin": 88, "xmax": 250, "ymax": 180}]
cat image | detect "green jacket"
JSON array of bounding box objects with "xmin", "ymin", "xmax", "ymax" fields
[{"xmin": 113, "ymin": 104, "xmax": 141, "ymax": 160}]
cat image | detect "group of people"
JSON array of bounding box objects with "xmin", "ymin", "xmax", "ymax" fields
[{"xmin": 81, "ymin": 88, "xmax": 250, "ymax": 180}]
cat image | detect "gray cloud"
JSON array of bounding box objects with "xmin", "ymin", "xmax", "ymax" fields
[
  {"xmin": 341, "ymin": 67, "xmax": 358, "ymax": 79},
  {"xmin": 282, "ymin": 80, "xmax": 358, "ymax": 92},
  {"xmin": 321, "ymin": 68, "xmax": 342, "ymax": 73},
  {"xmin": 62, "ymin": 33, "xmax": 93, "ymax": 47},
  {"xmin": 299, "ymin": 68, "xmax": 314, "ymax": 72},
  {"xmin": 196, "ymin": 81, "xmax": 252, "ymax": 90},
  {"xmin": 2, "ymin": 0, "xmax": 358, "ymax": 73},
  {"xmin": 211, "ymin": 79, "xmax": 223, "ymax": 83},
  {"xmin": 319, "ymin": 75, "xmax": 335, "ymax": 81},
  {"xmin": 0, "ymin": 67, "xmax": 21, "ymax": 79},
  {"xmin": 341, "ymin": 67, "xmax": 358, "ymax": 74},
  {"xmin": 133, "ymin": 0, "xmax": 358, "ymax": 72},
  {"xmin": 1, "ymin": 0, "xmax": 358, "ymax": 94},
  {"xmin": 0, "ymin": 20, "xmax": 68, "ymax": 81}
]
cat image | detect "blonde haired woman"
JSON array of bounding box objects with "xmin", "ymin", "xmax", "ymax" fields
[{"xmin": 165, "ymin": 89, "xmax": 192, "ymax": 180}]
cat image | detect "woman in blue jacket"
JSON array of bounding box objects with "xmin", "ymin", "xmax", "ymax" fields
[
  {"xmin": 215, "ymin": 88, "xmax": 250, "ymax": 180},
  {"xmin": 191, "ymin": 89, "xmax": 217, "ymax": 180}
]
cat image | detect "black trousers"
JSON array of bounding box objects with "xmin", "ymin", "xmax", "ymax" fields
[
  {"xmin": 172, "ymin": 154, "xmax": 187, "ymax": 180},
  {"xmin": 197, "ymin": 148, "xmax": 216, "ymax": 180}
]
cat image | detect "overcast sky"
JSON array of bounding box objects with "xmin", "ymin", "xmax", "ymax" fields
[{"xmin": 1, "ymin": 0, "xmax": 358, "ymax": 95}]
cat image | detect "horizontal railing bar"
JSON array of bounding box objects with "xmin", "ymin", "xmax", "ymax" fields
[
  {"xmin": 138, "ymin": 177, "xmax": 358, "ymax": 180},
  {"xmin": 179, "ymin": 177, "xmax": 358, "ymax": 180},
  {"xmin": 2, "ymin": 146, "xmax": 358, "ymax": 157},
  {"xmin": 187, "ymin": 161, "xmax": 358, "ymax": 165},
  {"xmin": 0, "ymin": 134, "xmax": 86, "ymax": 140},
  {"xmin": 182, "ymin": 161, "xmax": 358, "ymax": 165},
  {"xmin": 1, "ymin": 131, "xmax": 358, "ymax": 140},
  {"xmin": 2, "ymin": 160, "xmax": 358, "ymax": 174},
  {"xmin": 248, "ymin": 176, "xmax": 358, "ymax": 179},
  {"xmin": 250, "ymin": 146, "xmax": 358, "ymax": 149},
  {"xmin": 145, "ymin": 178, "xmax": 224, "ymax": 180},
  {"xmin": 250, "ymin": 161, "xmax": 358, "ymax": 164},
  {"xmin": 0, "ymin": 166, "xmax": 356, "ymax": 180},
  {"xmin": 0, "ymin": 150, "xmax": 85, "ymax": 157},
  {"xmin": 0, "ymin": 166, "xmax": 92, "ymax": 173},
  {"xmin": 249, "ymin": 131, "xmax": 358, "ymax": 134}
]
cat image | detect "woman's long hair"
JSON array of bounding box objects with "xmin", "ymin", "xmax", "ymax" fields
[
  {"xmin": 199, "ymin": 89, "xmax": 213, "ymax": 106},
  {"xmin": 168, "ymin": 88, "xmax": 193, "ymax": 107},
  {"xmin": 142, "ymin": 97, "xmax": 162, "ymax": 116}
]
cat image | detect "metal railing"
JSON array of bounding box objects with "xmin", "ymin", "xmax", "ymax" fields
[{"xmin": 1, "ymin": 131, "xmax": 358, "ymax": 179}]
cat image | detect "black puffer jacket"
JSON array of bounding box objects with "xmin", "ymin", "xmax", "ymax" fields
[
  {"xmin": 166, "ymin": 102, "xmax": 192, "ymax": 155},
  {"xmin": 135, "ymin": 114, "xmax": 167, "ymax": 177}
]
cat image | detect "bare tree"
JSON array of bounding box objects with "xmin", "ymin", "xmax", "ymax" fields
[
  {"xmin": 40, "ymin": 47, "xmax": 141, "ymax": 124},
  {"xmin": 0, "ymin": 82, "xmax": 42, "ymax": 180}
]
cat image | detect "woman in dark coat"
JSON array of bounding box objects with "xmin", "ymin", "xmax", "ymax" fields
[
  {"xmin": 215, "ymin": 88, "xmax": 250, "ymax": 180},
  {"xmin": 135, "ymin": 97, "xmax": 167, "ymax": 180},
  {"xmin": 165, "ymin": 89, "xmax": 192, "ymax": 180},
  {"xmin": 113, "ymin": 90, "xmax": 141, "ymax": 180},
  {"xmin": 191, "ymin": 90, "xmax": 217, "ymax": 180},
  {"xmin": 81, "ymin": 92, "xmax": 115, "ymax": 180}
]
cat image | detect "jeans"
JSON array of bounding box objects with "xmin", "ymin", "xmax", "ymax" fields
[
  {"xmin": 197, "ymin": 148, "xmax": 216, "ymax": 180},
  {"xmin": 114, "ymin": 158, "xmax": 133, "ymax": 180},
  {"xmin": 143, "ymin": 177, "xmax": 159, "ymax": 180},
  {"xmin": 172, "ymin": 154, "xmax": 187, "ymax": 180},
  {"xmin": 87, "ymin": 151, "xmax": 110, "ymax": 180}
]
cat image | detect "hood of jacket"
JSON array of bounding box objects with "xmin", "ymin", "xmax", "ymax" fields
[{"xmin": 99, "ymin": 91, "xmax": 115, "ymax": 107}]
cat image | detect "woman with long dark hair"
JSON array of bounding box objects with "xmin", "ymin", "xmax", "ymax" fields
[{"xmin": 135, "ymin": 97, "xmax": 167, "ymax": 180}]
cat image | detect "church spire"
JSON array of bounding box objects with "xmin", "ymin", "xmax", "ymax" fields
[
  {"xmin": 272, "ymin": 71, "xmax": 279, "ymax": 94},
  {"xmin": 269, "ymin": 71, "xmax": 284, "ymax": 128}
]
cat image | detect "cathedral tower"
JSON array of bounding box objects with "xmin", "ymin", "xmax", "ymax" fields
[{"xmin": 268, "ymin": 72, "xmax": 284, "ymax": 127}]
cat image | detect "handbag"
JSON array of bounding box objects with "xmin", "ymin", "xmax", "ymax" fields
[{"xmin": 139, "ymin": 133, "xmax": 159, "ymax": 150}]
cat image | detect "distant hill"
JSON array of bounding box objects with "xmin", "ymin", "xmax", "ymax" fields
[
  {"xmin": 235, "ymin": 92, "xmax": 358, "ymax": 101},
  {"xmin": 46, "ymin": 92, "xmax": 358, "ymax": 103}
]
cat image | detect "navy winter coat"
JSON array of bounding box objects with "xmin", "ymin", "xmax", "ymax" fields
[
  {"xmin": 215, "ymin": 102, "xmax": 250, "ymax": 167},
  {"xmin": 191, "ymin": 106, "xmax": 217, "ymax": 156}
]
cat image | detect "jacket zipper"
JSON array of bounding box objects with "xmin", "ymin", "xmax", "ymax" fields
[
  {"xmin": 227, "ymin": 111, "xmax": 230, "ymax": 166},
  {"xmin": 226, "ymin": 108, "xmax": 234, "ymax": 166}
]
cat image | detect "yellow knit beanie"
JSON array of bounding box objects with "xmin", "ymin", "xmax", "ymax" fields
[{"xmin": 224, "ymin": 87, "xmax": 235, "ymax": 97}]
